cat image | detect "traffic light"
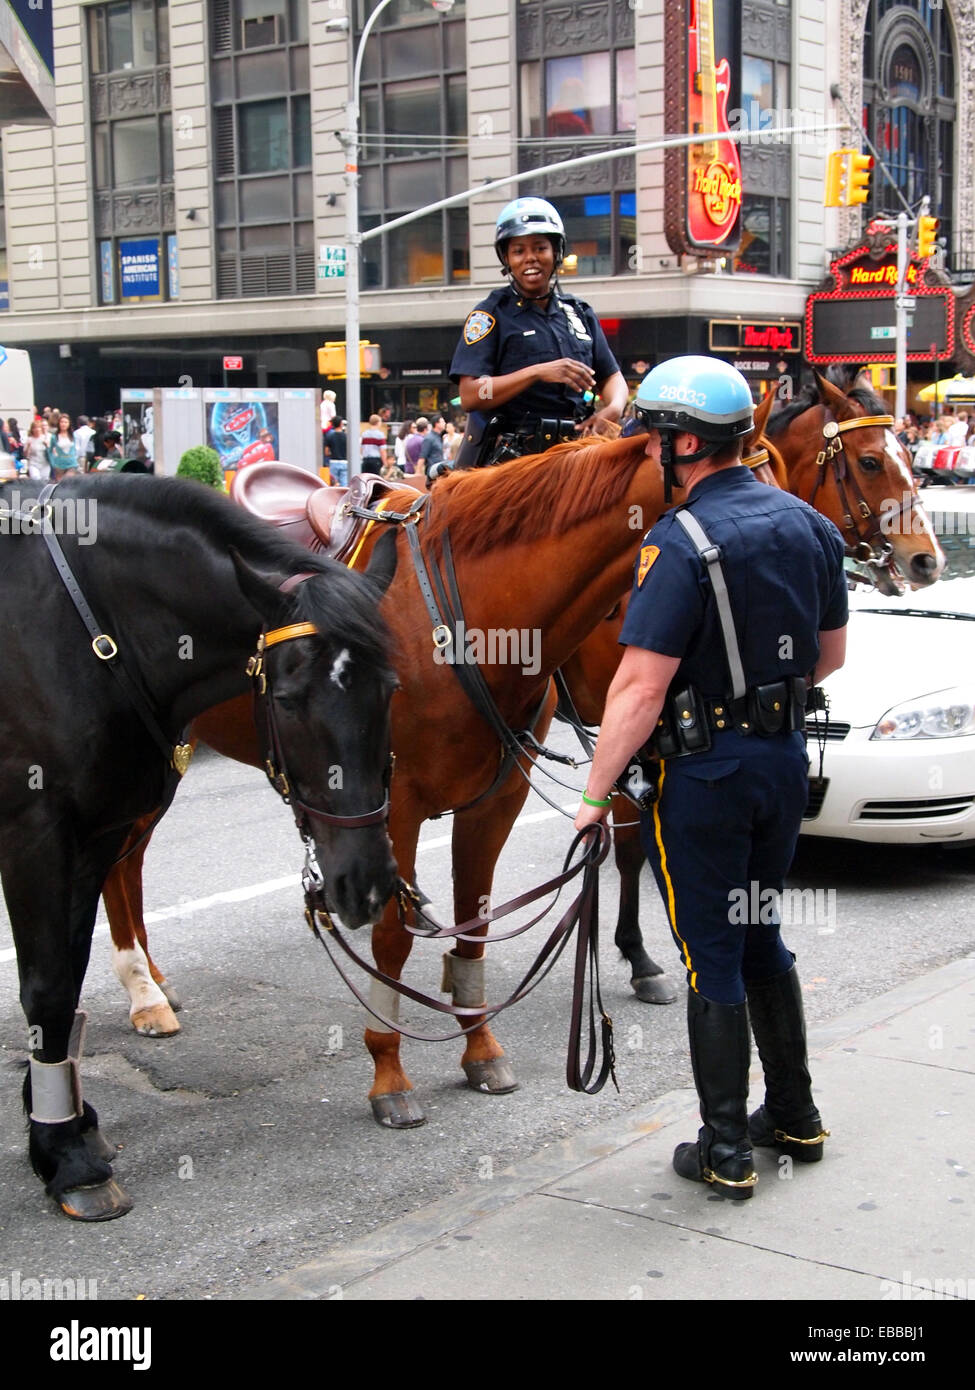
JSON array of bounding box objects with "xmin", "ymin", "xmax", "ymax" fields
[
  {"xmin": 359, "ymin": 342, "xmax": 382, "ymax": 375},
  {"xmin": 317, "ymin": 341, "xmax": 383, "ymax": 377},
  {"xmin": 823, "ymin": 149, "xmax": 849, "ymax": 208},
  {"xmin": 917, "ymin": 215, "xmax": 939, "ymax": 260},
  {"xmin": 846, "ymin": 151, "xmax": 873, "ymax": 206},
  {"xmin": 317, "ymin": 342, "xmax": 346, "ymax": 376}
]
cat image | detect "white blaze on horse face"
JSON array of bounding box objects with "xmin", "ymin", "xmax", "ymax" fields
[
  {"xmin": 330, "ymin": 648, "xmax": 352, "ymax": 689},
  {"xmin": 884, "ymin": 428, "xmax": 938, "ymax": 547}
]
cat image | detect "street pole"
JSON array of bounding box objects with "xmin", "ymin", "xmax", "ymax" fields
[
  {"xmin": 895, "ymin": 211, "xmax": 908, "ymax": 423},
  {"xmin": 338, "ymin": 0, "xmax": 454, "ymax": 478}
]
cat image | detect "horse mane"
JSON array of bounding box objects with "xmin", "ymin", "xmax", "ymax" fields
[
  {"xmin": 407, "ymin": 433, "xmax": 653, "ymax": 557},
  {"xmin": 767, "ymin": 365, "xmax": 888, "ymax": 438},
  {"xmin": 69, "ymin": 475, "xmax": 392, "ymax": 673}
]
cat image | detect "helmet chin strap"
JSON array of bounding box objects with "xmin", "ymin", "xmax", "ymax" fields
[{"xmin": 661, "ymin": 431, "xmax": 721, "ymax": 503}]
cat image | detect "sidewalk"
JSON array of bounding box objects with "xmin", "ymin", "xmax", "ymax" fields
[{"xmin": 242, "ymin": 956, "xmax": 975, "ymax": 1302}]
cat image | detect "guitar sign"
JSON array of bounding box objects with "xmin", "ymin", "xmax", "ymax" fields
[{"xmin": 686, "ymin": 0, "xmax": 742, "ymax": 248}]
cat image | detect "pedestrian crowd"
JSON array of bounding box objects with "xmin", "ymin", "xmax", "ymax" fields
[
  {"xmin": 0, "ymin": 404, "xmax": 138, "ymax": 480},
  {"xmin": 321, "ymin": 405, "xmax": 466, "ymax": 487}
]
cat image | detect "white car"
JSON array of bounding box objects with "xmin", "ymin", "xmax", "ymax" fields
[{"xmin": 801, "ymin": 487, "xmax": 975, "ymax": 844}]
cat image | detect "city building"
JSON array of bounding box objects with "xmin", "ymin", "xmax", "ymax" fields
[{"xmin": 0, "ymin": 0, "xmax": 972, "ymax": 424}]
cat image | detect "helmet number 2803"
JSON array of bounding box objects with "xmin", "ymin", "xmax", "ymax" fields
[{"xmin": 656, "ymin": 384, "xmax": 708, "ymax": 408}]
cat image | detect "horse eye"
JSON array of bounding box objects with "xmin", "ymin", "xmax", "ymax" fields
[{"xmin": 858, "ymin": 455, "xmax": 883, "ymax": 473}]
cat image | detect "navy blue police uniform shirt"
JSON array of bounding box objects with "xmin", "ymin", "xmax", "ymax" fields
[
  {"xmin": 620, "ymin": 467, "xmax": 848, "ymax": 696},
  {"xmin": 449, "ymin": 284, "xmax": 620, "ymax": 436}
]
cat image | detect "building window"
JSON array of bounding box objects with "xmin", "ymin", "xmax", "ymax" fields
[
  {"xmin": 88, "ymin": 0, "xmax": 175, "ymax": 303},
  {"xmin": 356, "ymin": 0, "xmax": 468, "ymax": 289},
  {"xmin": 210, "ymin": 0, "xmax": 313, "ymax": 298},
  {"xmin": 862, "ymin": 0, "xmax": 956, "ymax": 260},
  {"xmin": 733, "ymin": 195, "xmax": 789, "ymax": 277},
  {"xmin": 517, "ymin": 1, "xmax": 635, "ymax": 275}
]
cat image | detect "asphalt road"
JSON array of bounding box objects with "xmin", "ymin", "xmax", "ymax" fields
[{"xmin": 1, "ymin": 732, "xmax": 973, "ymax": 1300}]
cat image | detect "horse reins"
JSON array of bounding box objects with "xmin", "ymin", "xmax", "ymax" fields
[{"xmin": 303, "ymin": 823, "xmax": 617, "ymax": 1095}]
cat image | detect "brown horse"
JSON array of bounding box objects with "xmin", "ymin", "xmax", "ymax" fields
[
  {"xmin": 560, "ymin": 367, "xmax": 945, "ymax": 1004},
  {"xmin": 101, "ymin": 434, "xmax": 671, "ymax": 1125}
]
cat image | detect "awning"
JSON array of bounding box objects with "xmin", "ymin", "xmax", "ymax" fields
[{"xmin": 917, "ymin": 374, "xmax": 975, "ymax": 403}]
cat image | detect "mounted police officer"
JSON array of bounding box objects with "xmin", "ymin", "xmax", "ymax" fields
[
  {"xmin": 575, "ymin": 356, "xmax": 848, "ymax": 1200},
  {"xmin": 449, "ymin": 197, "xmax": 628, "ymax": 469}
]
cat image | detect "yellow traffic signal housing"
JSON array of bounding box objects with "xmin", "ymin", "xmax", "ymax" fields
[
  {"xmin": 917, "ymin": 215, "xmax": 940, "ymax": 260},
  {"xmin": 317, "ymin": 342, "xmax": 346, "ymax": 376},
  {"xmin": 846, "ymin": 151, "xmax": 873, "ymax": 206},
  {"xmin": 317, "ymin": 341, "xmax": 383, "ymax": 377},
  {"xmin": 824, "ymin": 149, "xmax": 850, "ymax": 207}
]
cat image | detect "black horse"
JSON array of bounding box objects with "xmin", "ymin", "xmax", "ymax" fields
[{"xmin": 0, "ymin": 474, "xmax": 398, "ymax": 1220}]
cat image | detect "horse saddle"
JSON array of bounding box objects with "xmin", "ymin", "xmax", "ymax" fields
[{"xmin": 232, "ymin": 461, "xmax": 421, "ymax": 562}]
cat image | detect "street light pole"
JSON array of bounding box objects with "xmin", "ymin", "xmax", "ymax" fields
[{"xmin": 335, "ymin": 0, "xmax": 454, "ymax": 478}]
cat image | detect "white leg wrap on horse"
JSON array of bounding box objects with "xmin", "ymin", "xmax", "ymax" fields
[
  {"xmin": 441, "ymin": 951, "xmax": 486, "ymax": 1007},
  {"xmin": 29, "ymin": 1059, "xmax": 79, "ymax": 1124},
  {"xmin": 362, "ymin": 979, "xmax": 401, "ymax": 1032}
]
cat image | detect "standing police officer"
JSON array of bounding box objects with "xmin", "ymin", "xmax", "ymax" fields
[
  {"xmin": 449, "ymin": 197, "xmax": 628, "ymax": 469},
  {"xmin": 575, "ymin": 356, "xmax": 848, "ymax": 1200}
]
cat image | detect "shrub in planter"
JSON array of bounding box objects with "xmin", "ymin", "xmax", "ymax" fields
[{"xmin": 177, "ymin": 445, "xmax": 224, "ymax": 489}]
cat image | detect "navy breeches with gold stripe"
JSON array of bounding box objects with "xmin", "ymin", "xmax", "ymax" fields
[{"xmin": 639, "ymin": 731, "xmax": 809, "ymax": 1005}]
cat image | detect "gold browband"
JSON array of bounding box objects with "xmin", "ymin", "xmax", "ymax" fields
[
  {"xmin": 743, "ymin": 448, "xmax": 770, "ymax": 470},
  {"xmin": 263, "ymin": 622, "xmax": 319, "ymax": 648}
]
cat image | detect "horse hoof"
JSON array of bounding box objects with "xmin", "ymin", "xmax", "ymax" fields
[
  {"xmin": 58, "ymin": 1178, "xmax": 133, "ymax": 1222},
  {"xmin": 160, "ymin": 980, "xmax": 182, "ymax": 1013},
  {"xmin": 632, "ymin": 972, "xmax": 678, "ymax": 1005},
  {"xmin": 370, "ymin": 1091, "xmax": 427, "ymax": 1129},
  {"xmin": 132, "ymin": 1002, "xmax": 181, "ymax": 1036},
  {"xmin": 463, "ymin": 1058, "xmax": 519, "ymax": 1094},
  {"xmin": 83, "ymin": 1128, "xmax": 118, "ymax": 1163}
]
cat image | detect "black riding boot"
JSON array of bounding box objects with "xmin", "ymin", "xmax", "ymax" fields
[
  {"xmin": 673, "ymin": 991, "xmax": 757, "ymax": 1199},
  {"xmin": 745, "ymin": 964, "xmax": 829, "ymax": 1163}
]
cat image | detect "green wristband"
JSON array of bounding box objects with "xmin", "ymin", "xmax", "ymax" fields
[{"xmin": 581, "ymin": 791, "xmax": 612, "ymax": 808}]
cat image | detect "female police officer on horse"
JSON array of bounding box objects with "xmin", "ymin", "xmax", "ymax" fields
[
  {"xmin": 449, "ymin": 197, "xmax": 629, "ymax": 470},
  {"xmin": 575, "ymin": 356, "xmax": 848, "ymax": 1201}
]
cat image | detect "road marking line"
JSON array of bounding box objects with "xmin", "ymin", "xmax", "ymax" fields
[{"xmin": 0, "ymin": 801, "xmax": 577, "ymax": 966}]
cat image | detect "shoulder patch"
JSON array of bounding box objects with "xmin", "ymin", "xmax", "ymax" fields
[
  {"xmin": 637, "ymin": 544, "xmax": 660, "ymax": 587},
  {"xmin": 464, "ymin": 310, "xmax": 496, "ymax": 345}
]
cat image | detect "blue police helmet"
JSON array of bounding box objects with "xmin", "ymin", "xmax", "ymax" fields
[
  {"xmin": 495, "ymin": 197, "xmax": 566, "ymax": 267},
  {"xmin": 635, "ymin": 356, "xmax": 754, "ymax": 442}
]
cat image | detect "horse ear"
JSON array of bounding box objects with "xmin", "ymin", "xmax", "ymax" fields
[
  {"xmin": 749, "ymin": 388, "xmax": 777, "ymax": 442},
  {"xmin": 363, "ymin": 528, "xmax": 398, "ymax": 599},
  {"xmin": 814, "ymin": 369, "xmax": 857, "ymax": 420},
  {"xmin": 229, "ymin": 548, "xmax": 290, "ymax": 624}
]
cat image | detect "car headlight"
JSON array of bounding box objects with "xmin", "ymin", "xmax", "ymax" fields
[{"xmin": 871, "ymin": 687, "xmax": 975, "ymax": 740}]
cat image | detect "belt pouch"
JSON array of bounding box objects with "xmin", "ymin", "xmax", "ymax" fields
[
  {"xmin": 670, "ymin": 686, "xmax": 712, "ymax": 754},
  {"xmin": 750, "ymin": 681, "xmax": 789, "ymax": 735},
  {"xmin": 651, "ymin": 714, "xmax": 679, "ymax": 758}
]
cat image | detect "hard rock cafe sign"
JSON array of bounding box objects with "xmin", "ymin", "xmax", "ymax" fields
[{"xmin": 664, "ymin": 0, "xmax": 743, "ymax": 255}]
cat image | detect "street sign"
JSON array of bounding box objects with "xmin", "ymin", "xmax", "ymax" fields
[
  {"xmin": 317, "ymin": 264, "xmax": 346, "ymax": 279},
  {"xmin": 223, "ymin": 356, "xmax": 243, "ymax": 371},
  {"xmin": 896, "ymin": 296, "xmax": 917, "ymax": 310},
  {"xmin": 870, "ymin": 327, "xmax": 896, "ymax": 340}
]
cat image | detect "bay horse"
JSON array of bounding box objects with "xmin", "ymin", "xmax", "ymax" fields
[
  {"xmin": 0, "ymin": 474, "xmax": 398, "ymax": 1218},
  {"xmin": 97, "ymin": 435, "xmax": 670, "ymax": 1125},
  {"xmin": 560, "ymin": 366, "xmax": 945, "ymax": 1005}
]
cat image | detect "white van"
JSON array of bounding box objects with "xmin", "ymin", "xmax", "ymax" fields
[{"xmin": 0, "ymin": 346, "xmax": 35, "ymax": 435}]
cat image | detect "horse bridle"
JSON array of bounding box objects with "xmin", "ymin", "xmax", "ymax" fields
[{"xmin": 806, "ymin": 409, "xmax": 913, "ymax": 564}]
